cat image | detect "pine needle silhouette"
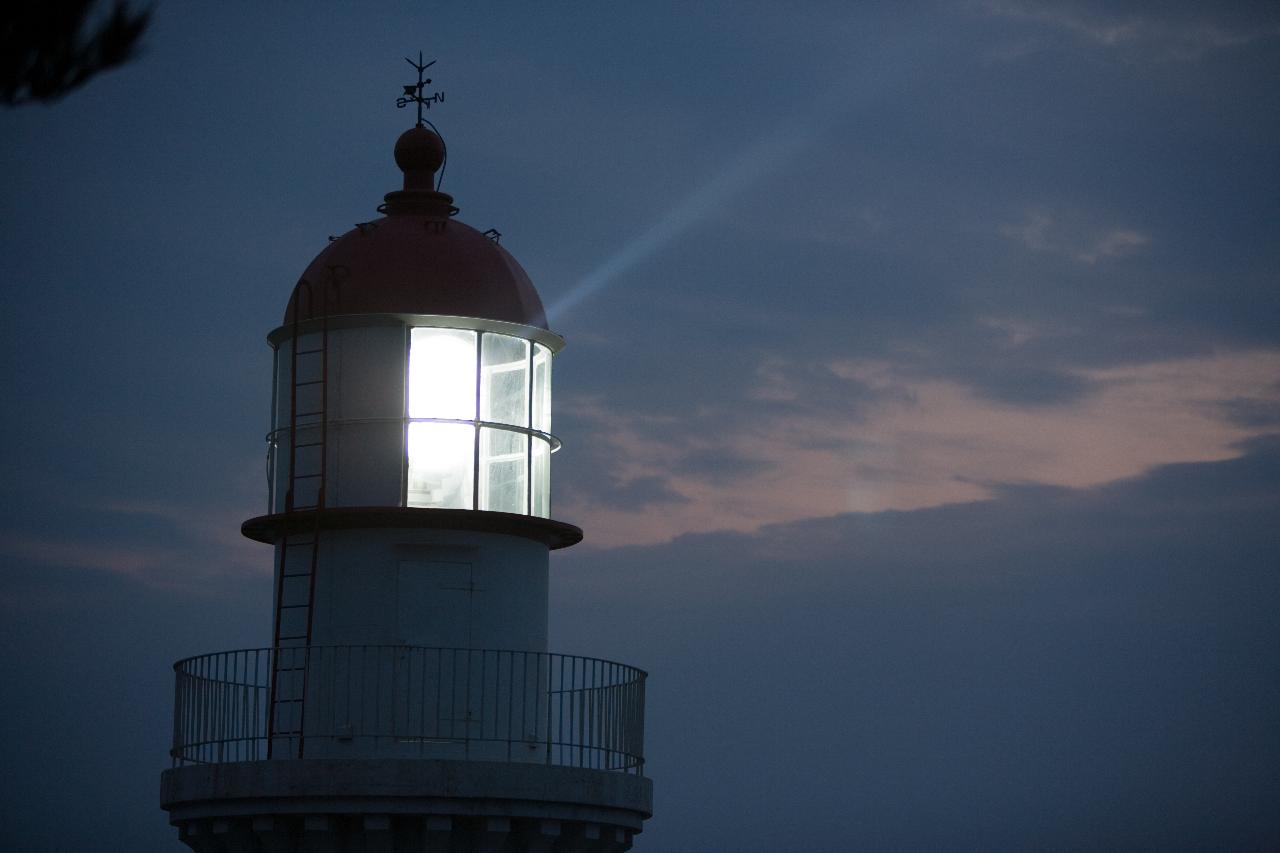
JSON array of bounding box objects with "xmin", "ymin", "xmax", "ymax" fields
[{"xmin": 2, "ymin": 1, "xmax": 151, "ymax": 105}]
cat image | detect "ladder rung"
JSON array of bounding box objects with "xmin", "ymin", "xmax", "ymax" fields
[
  {"xmin": 293, "ymin": 410, "xmax": 325, "ymax": 417},
  {"xmin": 295, "ymin": 348, "xmax": 324, "ymax": 355},
  {"xmin": 280, "ymin": 603, "xmax": 310, "ymax": 610},
  {"xmin": 294, "ymin": 379, "xmax": 324, "ymax": 387},
  {"xmin": 276, "ymin": 634, "xmax": 308, "ymax": 641},
  {"xmin": 294, "ymin": 441, "xmax": 325, "ymax": 448},
  {"xmin": 292, "ymin": 473, "xmax": 323, "ymax": 480},
  {"xmin": 282, "ymin": 573, "xmax": 312, "ymax": 581}
]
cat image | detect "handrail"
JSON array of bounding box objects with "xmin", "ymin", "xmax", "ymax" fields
[{"xmin": 170, "ymin": 646, "xmax": 646, "ymax": 775}]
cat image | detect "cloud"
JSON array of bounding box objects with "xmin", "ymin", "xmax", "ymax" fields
[
  {"xmin": 550, "ymin": 435, "xmax": 1280, "ymax": 852},
  {"xmin": 981, "ymin": 1, "xmax": 1280, "ymax": 61},
  {"xmin": 1080, "ymin": 225, "xmax": 1152, "ymax": 262},
  {"xmin": 747, "ymin": 354, "xmax": 914, "ymax": 416},
  {"xmin": 0, "ymin": 498, "xmax": 266, "ymax": 596},
  {"xmin": 1075, "ymin": 228, "xmax": 1149, "ymax": 264},
  {"xmin": 999, "ymin": 208, "xmax": 1150, "ymax": 264},
  {"xmin": 557, "ymin": 349, "xmax": 1280, "ymax": 546},
  {"xmin": 977, "ymin": 316, "xmax": 1052, "ymax": 349},
  {"xmin": 1219, "ymin": 394, "xmax": 1280, "ymax": 428},
  {"xmin": 999, "ymin": 209, "xmax": 1055, "ymax": 252},
  {"xmin": 0, "ymin": 536, "xmax": 178, "ymax": 580},
  {"xmin": 591, "ymin": 474, "xmax": 691, "ymax": 512}
]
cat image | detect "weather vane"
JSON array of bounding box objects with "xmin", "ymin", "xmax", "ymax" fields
[{"xmin": 396, "ymin": 52, "xmax": 444, "ymax": 127}]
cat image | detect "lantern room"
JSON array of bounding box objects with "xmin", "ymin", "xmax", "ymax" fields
[
  {"xmin": 251, "ymin": 124, "xmax": 577, "ymax": 545},
  {"xmin": 265, "ymin": 316, "xmax": 559, "ymax": 519}
]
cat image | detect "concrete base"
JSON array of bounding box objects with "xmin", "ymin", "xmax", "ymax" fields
[{"xmin": 161, "ymin": 758, "xmax": 651, "ymax": 852}]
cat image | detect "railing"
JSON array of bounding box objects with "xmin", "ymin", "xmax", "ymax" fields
[{"xmin": 170, "ymin": 647, "xmax": 646, "ymax": 775}]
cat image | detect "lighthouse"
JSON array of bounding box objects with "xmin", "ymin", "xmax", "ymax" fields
[{"xmin": 160, "ymin": 63, "xmax": 652, "ymax": 852}]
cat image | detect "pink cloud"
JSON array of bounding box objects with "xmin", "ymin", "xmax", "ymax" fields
[
  {"xmin": 559, "ymin": 349, "xmax": 1280, "ymax": 547},
  {"xmin": 0, "ymin": 494, "xmax": 269, "ymax": 595}
]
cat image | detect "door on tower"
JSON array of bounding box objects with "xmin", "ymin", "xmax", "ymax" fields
[
  {"xmin": 397, "ymin": 558, "xmax": 476, "ymax": 648},
  {"xmin": 394, "ymin": 555, "xmax": 484, "ymax": 756}
]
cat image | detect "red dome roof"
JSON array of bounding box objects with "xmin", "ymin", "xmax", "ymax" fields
[
  {"xmin": 284, "ymin": 127, "xmax": 549, "ymax": 330},
  {"xmin": 288, "ymin": 216, "xmax": 548, "ymax": 328}
]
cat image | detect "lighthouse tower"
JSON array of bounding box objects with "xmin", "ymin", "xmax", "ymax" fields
[{"xmin": 160, "ymin": 67, "xmax": 652, "ymax": 852}]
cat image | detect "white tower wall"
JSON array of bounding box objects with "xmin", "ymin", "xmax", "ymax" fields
[{"xmin": 287, "ymin": 528, "xmax": 549, "ymax": 651}]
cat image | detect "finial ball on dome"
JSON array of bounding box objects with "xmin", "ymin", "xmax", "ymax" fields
[{"xmin": 394, "ymin": 126, "xmax": 445, "ymax": 176}]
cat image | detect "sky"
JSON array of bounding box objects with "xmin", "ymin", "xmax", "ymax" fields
[{"xmin": 1, "ymin": 1, "xmax": 1278, "ymax": 850}]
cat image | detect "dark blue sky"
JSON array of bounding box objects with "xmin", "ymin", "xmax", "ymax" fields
[{"xmin": 2, "ymin": 2, "xmax": 1278, "ymax": 850}]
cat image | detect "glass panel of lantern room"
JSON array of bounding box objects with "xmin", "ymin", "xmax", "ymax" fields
[
  {"xmin": 532, "ymin": 344, "xmax": 552, "ymax": 434},
  {"xmin": 479, "ymin": 427, "xmax": 528, "ymax": 514},
  {"xmin": 408, "ymin": 328, "xmax": 478, "ymax": 420},
  {"xmin": 407, "ymin": 328, "xmax": 479, "ymax": 509},
  {"xmin": 481, "ymin": 334, "xmax": 530, "ymax": 427},
  {"xmin": 531, "ymin": 436, "xmax": 550, "ymax": 518},
  {"xmin": 407, "ymin": 422, "xmax": 475, "ymax": 509}
]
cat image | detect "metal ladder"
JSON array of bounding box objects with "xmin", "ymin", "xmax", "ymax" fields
[{"xmin": 267, "ymin": 275, "xmax": 333, "ymax": 758}]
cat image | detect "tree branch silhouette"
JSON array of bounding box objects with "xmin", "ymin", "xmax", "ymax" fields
[{"xmin": 2, "ymin": 1, "xmax": 151, "ymax": 105}]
